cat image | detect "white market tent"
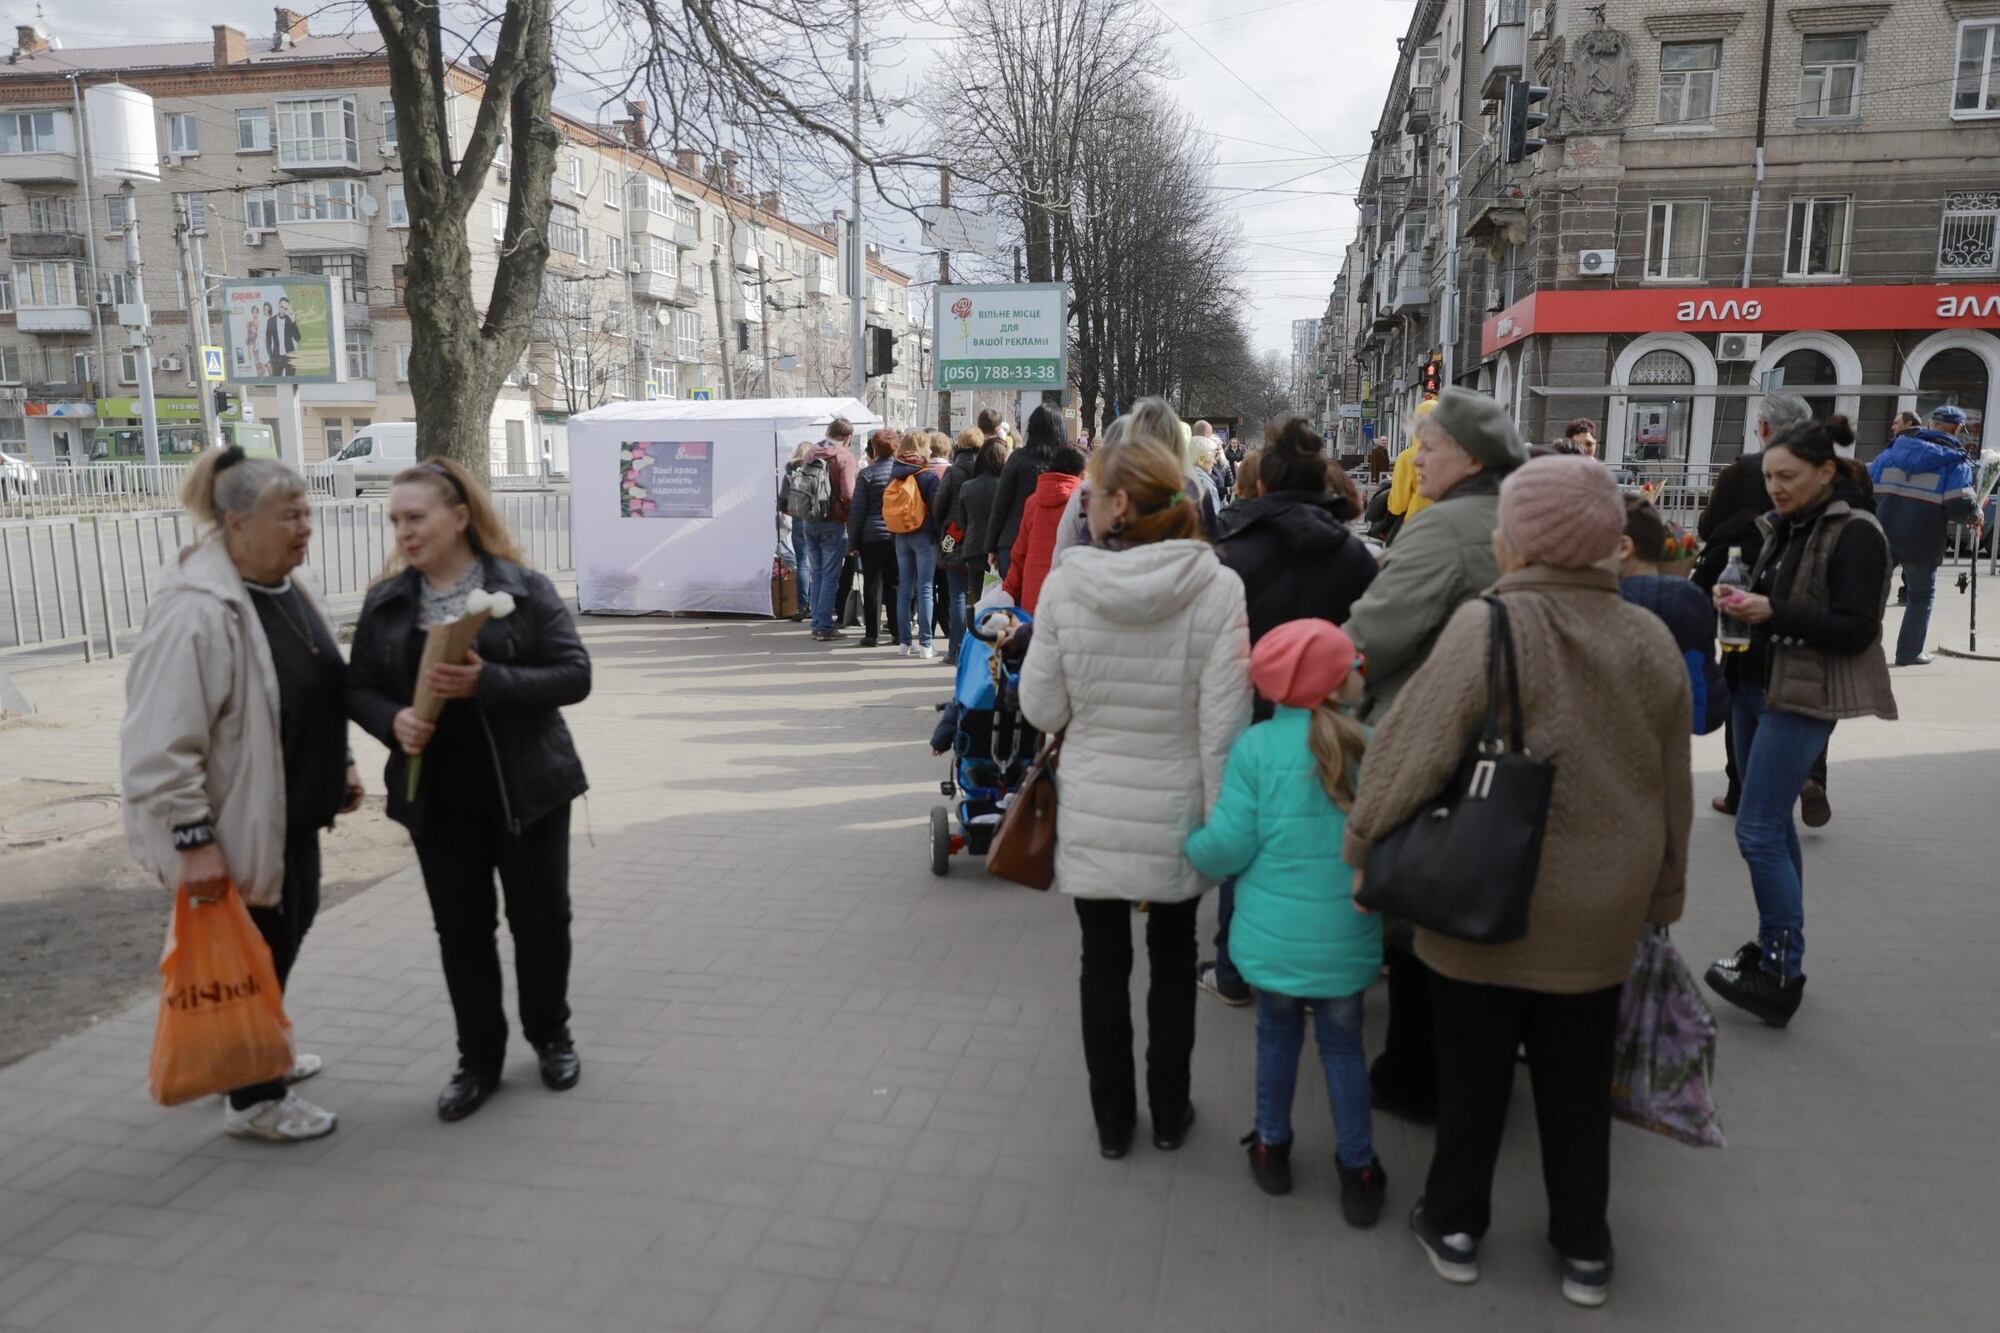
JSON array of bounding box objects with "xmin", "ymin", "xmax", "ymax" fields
[{"xmin": 568, "ymin": 397, "xmax": 881, "ymax": 616}]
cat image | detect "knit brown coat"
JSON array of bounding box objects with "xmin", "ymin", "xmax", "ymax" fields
[{"xmin": 1342, "ymin": 565, "xmax": 1693, "ymax": 994}]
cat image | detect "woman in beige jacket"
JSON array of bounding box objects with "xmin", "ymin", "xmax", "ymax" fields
[
  {"xmin": 1343, "ymin": 456, "xmax": 1691, "ymax": 1309},
  {"xmin": 121, "ymin": 448, "xmax": 361, "ymax": 1142}
]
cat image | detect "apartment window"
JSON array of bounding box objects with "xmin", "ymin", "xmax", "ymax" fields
[
  {"xmin": 67, "ymin": 350, "xmax": 96, "ymax": 384},
  {"xmin": 323, "ymin": 420, "xmax": 345, "ymax": 455},
  {"xmin": 1413, "ymin": 42, "xmax": 1441, "ymax": 89},
  {"xmin": 105, "ymin": 194, "xmax": 134, "ymax": 233},
  {"xmin": 237, "ymin": 108, "xmax": 272, "ymax": 152},
  {"xmin": 278, "ymin": 179, "xmax": 360, "ymax": 222},
  {"xmin": 1956, "ymin": 21, "xmax": 2000, "ymax": 117},
  {"xmin": 119, "ymin": 348, "xmax": 142, "ymax": 385},
  {"xmin": 13, "ymin": 262, "xmax": 81, "ymax": 307},
  {"xmin": 1800, "ymin": 34, "xmax": 1862, "ymax": 119},
  {"xmin": 346, "ymin": 328, "xmax": 375, "ymax": 379},
  {"xmin": 165, "ymin": 113, "xmax": 200, "ymax": 156},
  {"xmin": 675, "ymin": 196, "xmax": 697, "ymax": 231},
  {"xmin": 386, "ymin": 184, "xmax": 408, "ymax": 228},
  {"xmin": 650, "ymin": 236, "xmax": 675, "ymax": 275},
  {"xmin": 1644, "ymin": 200, "xmax": 1707, "ymax": 280},
  {"xmin": 26, "ymin": 195, "xmax": 76, "ymax": 233},
  {"xmin": 101, "ymin": 271, "xmax": 134, "ymax": 306},
  {"xmin": 604, "ymin": 169, "xmax": 620, "ymax": 208},
  {"xmin": 1658, "ymin": 42, "xmax": 1720, "ymax": 126},
  {"xmin": 1939, "ymin": 190, "xmax": 2000, "ymax": 276},
  {"xmin": 548, "ymin": 202, "xmax": 583, "ymax": 257},
  {"xmin": 0, "ymin": 347, "xmax": 18, "ymax": 381},
  {"xmin": 491, "ymin": 200, "xmax": 507, "ymax": 240},
  {"xmin": 392, "ymin": 264, "xmax": 408, "ymax": 306},
  {"xmin": 567, "ymin": 155, "xmax": 583, "ymax": 195},
  {"xmin": 396, "ymin": 344, "xmax": 412, "ymax": 381},
  {"xmin": 675, "ymin": 308, "xmax": 701, "ymax": 360},
  {"xmin": 291, "ymin": 254, "xmax": 369, "ymax": 303},
  {"xmin": 606, "ymin": 235, "xmax": 625, "ymax": 270},
  {"xmin": 177, "ymin": 193, "xmax": 208, "ymax": 234},
  {"xmin": 276, "ymin": 96, "xmax": 360, "ymax": 167},
  {"xmin": 0, "ymin": 110, "xmax": 60, "ymax": 154},
  {"xmin": 1484, "ymin": 0, "xmax": 1524, "ymax": 41},
  {"xmin": 244, "ymin": 189, "xmax": 279, "ymax": 232},
  {"xmin": 1785, "ymin": 196, "xmax": 1850, "ymax": 277},
  {"xmin": 380, "ymin": 101, "xmax": 398, "ymax": 152},
  {"xmin": 494, "ymin": 134, "xmax": 511, "ymax": 170}
]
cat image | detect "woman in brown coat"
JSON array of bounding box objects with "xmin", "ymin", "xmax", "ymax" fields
[{"xmin": 1344, "ymin": 455, "xmax": 1692, "ymax": 1310}]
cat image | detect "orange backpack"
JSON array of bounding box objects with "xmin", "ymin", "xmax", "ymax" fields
[{"xmin": 882, "ymin": 473, "xmax": 927, "ymax": 534}]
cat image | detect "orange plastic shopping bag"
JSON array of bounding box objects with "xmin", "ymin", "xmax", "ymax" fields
[{"xmin": 147, "ymin": 882, "xmax": 294, "ymax": 1106}]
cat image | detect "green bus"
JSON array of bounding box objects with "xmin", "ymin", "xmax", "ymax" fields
[{"xmin": 88, "ymin": 422, "xmax": 277, "ymax": 461}]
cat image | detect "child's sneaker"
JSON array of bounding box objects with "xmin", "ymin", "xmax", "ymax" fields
[
  {"xmin": 1239, "ymin": 1131, "xmax": 1292, "ymax": 1196},
  {"xmin": 1337, "ymin": 1155, "xmax": 1387, "ymax": 1228}
]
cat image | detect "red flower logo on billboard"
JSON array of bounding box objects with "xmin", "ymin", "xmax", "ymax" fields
[{"xmin": 951, "ymin": 297, "xmax": 973, "ymax": 320}]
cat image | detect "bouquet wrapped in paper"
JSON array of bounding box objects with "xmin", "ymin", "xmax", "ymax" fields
[{"xmin": 404, "ymin": 588, "xmax": 516, "ymax": 800}]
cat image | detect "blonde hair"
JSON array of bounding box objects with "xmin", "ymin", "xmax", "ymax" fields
[
  {"xmin": 790, "ymin": 439, "xmax": 817, "ymax": 463},
  {"xmin": 928, "ymin": 433, "xmax": 951, "ymax": 459},
  {"xmin": 1085, "ymin": 436, "xmax": 1201, "ymax": 546},
  {"xmin": 954, "ymin": 426, "xmax": 983, "ymax": 452},
  {"xmin": 1308, "ymin": 702, "xmax": 1369, "ymax": 811},
  {"xmin": 381, "ymin": 457, "xmax": 526, "ymax": 577},
  {"xmin": 179, "ymin": 446, "xmax": 305, "ymax": 536}
]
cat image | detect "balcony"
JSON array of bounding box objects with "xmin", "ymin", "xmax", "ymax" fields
[
  {"xmin": 0, "ymin": 150, "xmax": 79, "ymax": 185},
  {"xmin": 26, "ymin": 380, "xmax": 95, "ymax": 400},
  {"xmin": 16, "ymin": 305, "xmax": 92, "ymax": 334},
  {"xmin": 7, "ymin": 231, "xmax": 86, "ymax": 260},
  {"xmin": 277, "ymin": 217, "xmax": 369, "ymax": 252},
  {"xmin": 1406, "ymin": 84, "xmax": 1435, "ymax": 133},
  {"xmin": 673, "ymin": 219, "xmax": 699, "ymax": 248},
  {"xmin": 1481, "ymin": 21, "xmax": 1525, "ymax": 100},
  {"xmin": 804, "ymin": 267, "xmax": 837, "ymax": 299},
  {"xmin": 630, "ymin": 270, "xmax": 679, "ymax": 303},
  {"xmin": 344, "ymin": 301, "xmax": 370, "ymax": 329},
  {"xmin": 1388, "ymin": 256, "xmax": 1431, "ymax": 313},
  {"xmin": 672, "ymin": 278, "xmax": 702, "ymax": 307}
]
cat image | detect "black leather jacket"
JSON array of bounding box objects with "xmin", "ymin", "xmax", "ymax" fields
[{"xmin": 345, "ymin": 555, "xmax": 590, "ymax": 836}]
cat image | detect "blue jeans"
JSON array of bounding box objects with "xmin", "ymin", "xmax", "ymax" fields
[
  {"xmin": 1894, "ymin": 561, "xmax": 1938, "ymax": 664},
  {"xmin": 944, "ymin": 565, "xmax": 972, "ymax": 662},
  {"xmin": 894, "ymin": 533, "xmax": 937, "ymax": 648},
  {"xmin": 1731, "ymin": 684, "xmax": 1835, "ymax": 979},
  {"xmin": 1254, "ymin": 990, "xmax": 1373, "ymax": 1167},
  {"xmin": 802, "ymin": 521, "xmax": 848, "ymax": 634},
  {"xmin": 791, "ymin": 524, "xmax": 812, "ymax": 615}
]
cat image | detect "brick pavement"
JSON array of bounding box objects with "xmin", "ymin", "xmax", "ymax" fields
[{"xmin": 2, "ymin": 588, "xmax": 1998, "ymax": 1331}]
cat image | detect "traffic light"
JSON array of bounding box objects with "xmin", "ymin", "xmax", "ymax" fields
[
  {"xmin": 1421, "ymin": 358, "xmax": 1441, "ymax": 399},
  {"xmin": 736, "ymin": 321, "xmax": 751, "ymax": 353},
  {"xmin": 867, "ymin": 325, "xmax": 898, "ymax": 379},
  {"xmin": 212, "ymin": 388, "xmax": 236, "ymax": 417},
  {"xmin": 1504, "ymin": 78, "xmax": 1551, "ymax": 164}
]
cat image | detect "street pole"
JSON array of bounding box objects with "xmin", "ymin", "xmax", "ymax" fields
[
  {"xmin": 173, "ymin": 196, "xmax": 220, "ymax": 452},
  {"xmin": 757, "ymin": 252, "xmax": 775, "ymax": 394},
  {"xmin": 69, "ymin": 76, "xmax": 109, "ymax": 440},
  {"xmin": 709, "ymin": 253, "xmax": 735, "ymax": 399},
  {"xmin": 1441, "ymin": 118, "xmax": 1461, "ymax": 392},
  {"xmin": 937, "ymin": 164, "xmax": 951, "ymax": 433},
  {"xmin": 120, "ymin": 182, "xmax": 161, "ymax": 470},
  {"xmin": 848, "ymin": 0, "xmax": 866, "ymax": 403}
]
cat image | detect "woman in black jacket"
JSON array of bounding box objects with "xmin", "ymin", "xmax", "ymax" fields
[
  {"xmin": 847, "ymin": 429, "xmax": 902, "ymax": 646},
  {"xmin": 346, "ymin": 459, "xmax": 591, "ymax": 1123},
  {"xmin": 986, "ymin": 406, "xmax": 1063, "ymax": 577},
  {"xmin": 937, "ymin": 435, "xmax": 1006, "ymax": 665}
]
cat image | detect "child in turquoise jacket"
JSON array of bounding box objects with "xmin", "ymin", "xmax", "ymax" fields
[{"xmin": 1186, "ymin": 618, "xmax": 1385, "ymax": 1226}]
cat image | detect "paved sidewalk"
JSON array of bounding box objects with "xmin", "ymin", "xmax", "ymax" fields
[{"xmin": 2, "ymin": 587, "xmax": 1998, "ymax": 1331}]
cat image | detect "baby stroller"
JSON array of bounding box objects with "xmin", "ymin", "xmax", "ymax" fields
[{"xmin": 929, "ymin": 608, "xmax": 1041, "ymax": 876}]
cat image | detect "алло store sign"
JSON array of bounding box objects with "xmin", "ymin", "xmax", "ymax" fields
[{"xmin": 1481, "ymin": 283, "xmax": 2000, "ymax": 358}]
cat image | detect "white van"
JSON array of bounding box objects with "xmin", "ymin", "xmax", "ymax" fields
[{"xmin": 324, "ymin": 423, "xmax": 418, "ymax": 488}]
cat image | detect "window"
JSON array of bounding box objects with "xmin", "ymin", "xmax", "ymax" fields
[
  {"xmin": 245, "ymin": 188, "xmax": 279, "ymax": 231},
  {"xmin": 13, "ymin": 261, "xmax": 81, "ymax": 308},
  {"xmin": 386, "ymin": 184, "xmax": 408, "ymax": 228},
  {"xmin": 68, "ymin": 350, "xmax": 96, "ymax": 384},
  {"xmin": 548, "ymin": 202, "xmax": 583, "ymax": 257},
  {"xmin": 323, "ymin": 420, "xmax": 345, "ymax": 455},
  {"xmin": 1644, "ymin": 200, "xmax": 1707, "ymax": 280},
  {"xmin": 1484, "ymin": 0, "xmax": 1524, "ymax": 41},
  {"xmin": 276, "ymin": 96, "xmax": 360, "ymax": 167},
  {"xmin": 567, "ymin": 155, "xmax": 583, "ymax": 195},
  {"xmin": 1627, "ymin": 350, "xmax": 1694, "ymax": 463},
  {"xmin": 1957, "ymin": 21, "xmax": 2000, "ymax": 117},
  {"xmin": 119, "ymin": 348, "xmax": 142, "ymax": 385},
  {"xmin": 346, "ymin": 328, "xmax": 374, "ymax": 379},
  {"xmin": 1800, "ymin": 34, "xmax": 1862, "ymax": 119},
  {"xmin": 392, "ymin": 264, "xmax": 408, "ymax": 306},
  {"xmin": 278, "ymin": 179, "xmax": 360, "ymax": 222},
  {"xmin": 494, "ymin": 134, "xmax": 511, "ymax": 171},
  {"xmin": 675, "ymin": 308, "xmax": 701, "ymax": 360},
  {"xmin": 650, "ymin": 236, "xmax": 675, "ymax": 276},
  {"xmin": 0, "ymin": 348, "xmax": 19, "ymax": 381},
  {"xmin": 177, "ymin": 193, "xmax": 208, "ymax": 234},
  {"xmin": 604, "ymin": 168, "xmax": 620, "ymax": 208},
  {"xmin": 396, "ymin": 344, "xmax": 412, "ymax": 381},
  {"xmin": 101, "ymin": 271, "xmax": 134, "ymax": 306},
  {"xmin": 165, "ymin": 113, "xmax": 200, "ymax": 156},
  {"xmin": 1785, "ymin": 196, "xmax": 1850, "ymax": 277},
  {"xmin": 1413, "ymin": 42, "xmax": 1441, "ymax": 89},
  {"xmin": 380, "ymin": 101, "xmax": 398, "ymax": 152},
  {"xmin": 26, "ymin": 195, "xmax": 76, "ymax": 233},
  {"xmin": 291, "ymin": 254, "xmax": 369, "ymax": 302},
  {"xmin": 630, "ymin": 176, "xmax": 675, "ymax": 216},
  {"xmin": 606, "ymin": 235, "xmax": 624, "ymax": 270},
  {"xmin": 106, "ymin": 194, "xmax": 133, "ymax": 233},
  {"xmin": 1658, "ymin": 42, "xmax": 1720, "ymax": 126},
  {"xmin": 237, "ymin": 108, "xmax": 272, "ymax": 152},
  {"xmin": 492, "ymin": 200, "xmax": 507, "ymax": 240},
  {"xmin": 1939, "ymin": 190, "xmax": 2000, "ymax": 276},
  {"xmin": 0, "ymin": 110, "xmax": 61, "ymax": 154},
  {"xmin": 675, "ymin": 196, "xmax": 698, "ymax": 231}
]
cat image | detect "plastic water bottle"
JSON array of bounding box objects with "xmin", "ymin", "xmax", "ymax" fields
[{"xmin": 1717, "ymin": 547, "xmax": 1752, "ymax": 652}]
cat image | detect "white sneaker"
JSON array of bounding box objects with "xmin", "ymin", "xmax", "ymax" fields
[
  {"xmin": 899, "ymin": 643, "xmax": 914, "ymax": 657},
  {"xmin": 918, "ymin": 645, "xmax": 936, "ymax": 660},
  {"xmin": 222, "ymin": 1091, "xmax": 338, "ymax": 1142},
  {"xmin": 285, "ymin": 1052, "xmax": 324, "ymax": 1084}
]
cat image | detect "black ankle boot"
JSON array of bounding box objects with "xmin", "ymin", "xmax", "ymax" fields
[
  {"xmin": 1241, "ymin": 1132, "xmax": 1292, "ymax": 1196},
  {"xmin": 1705, "ymin": 962, "xmax": 1806, "ymax": 1027}
]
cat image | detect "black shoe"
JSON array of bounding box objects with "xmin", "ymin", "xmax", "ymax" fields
[
  {"xmin": 1706, "ymin": 962, "xmax": 1805, "ymax": 1027},
  {"xmin": 1097, "ymin": 1122, "xmax": 1135, "ymax": 1160},
  {"xmin": 1892, "ymin": 653, "xmax": 1934, "ymax": 667},
  {"xmin": 1560, "ymin": 1252, "xmax": 1614, "ymax": 1308},
  {"xmin": 1712, "ymin": 939, "xmax": 1762, "ymax": 977},
  {"xmin": 1152, "ymin": 1103, "xmax": 1196, "ymax": 1152},
  {"xmin": 858, "ymin": 636, "xmax": 880, "ymax": 648},
  {"xmin": 1368, "ymin": 1060, "xmax": 1436, "ymax": 1125},
  {"xmin": 1410, "ymin": 1199, "xmax": 1479, "ymax": 1284},
  {"xmin": 1197, "ymin": 962, "xmax": 1252, "ymax": 1007},
  {"xmin": 1711, "ymin": 794, "xmax": 1738, "ymax": 816},
  {"xmin": 437, "ymin": 1066, "xmax": 499, "ymax": 1122},
  {"xmin": 1799, "ymin": 780, "xmax": 1831, "ymax": 828},
  {"xmin": 536, "ymin": 1040, "xmax": 580, "ymax": 1091},
  {"xmin": 1240, "ymin": 1131, "xmax": 1292, "ymax": 1196},
  {"xmin": 1338, "ymin": 1156, "xmax": 1388, "ymax": 1228}
]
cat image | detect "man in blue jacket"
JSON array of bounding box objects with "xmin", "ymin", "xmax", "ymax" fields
[{"xmin": 1868, "ymin": 405, "xmax": 1981, "ymax": 666}]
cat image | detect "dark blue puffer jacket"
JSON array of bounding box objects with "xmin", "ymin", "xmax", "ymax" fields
[{"xmin": 1620, "ymin": 574, "xmax": 1729, "ymax": 735}]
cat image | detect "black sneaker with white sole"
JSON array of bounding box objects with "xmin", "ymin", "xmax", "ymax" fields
[
  {"xmin": 1706, "ymin": 963, "xmax": 1806, "ymax": 1027},
  {"xmin": 1560, "ymin": 1253, "xmax": 1613, "ymax": 1308},
  {"xmin": 1410, "ymin": 1199, "xmax": 1479, "ymax": 1284}
]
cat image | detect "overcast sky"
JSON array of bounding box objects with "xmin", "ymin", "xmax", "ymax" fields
[{"xmin": 31, "ymin": 0, "xmax": 1409, "ymax": 357}]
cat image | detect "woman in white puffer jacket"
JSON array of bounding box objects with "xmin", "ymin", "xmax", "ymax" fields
[{"xmin": 1018, "ymin": 426, "xmax": 1253, "ymax": 1161}]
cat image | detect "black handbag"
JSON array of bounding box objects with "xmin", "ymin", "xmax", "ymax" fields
[{"xmin": 1357, "ymin": 596, "xmax": 1554, "ymax": 944}]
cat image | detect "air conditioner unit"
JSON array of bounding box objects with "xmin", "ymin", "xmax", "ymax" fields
[
  {"xmin": 495, "ymin": 161, "xmax": 510, "ymax": 181},
  {"xmin": 1576, "ymin": 248, "xmax": 1616, "ymax": 277},
  {"xmin": 1717, "ymin": 332, "xmax": 1764, "ymax": 362},
  {"xmin": 1529, "ymin": 6, "xmax": 1550, "ymax": 38},
  {"xmin": 627, "ymin": 261, "xmax": 643, "ymax": 274},
  {"xmin": 243, "ymin": 229, "xmax": 265, "ymax": 247},
  {"xmin": 158, "ymin": 354, "xmax": 184, "ymax": 373}
]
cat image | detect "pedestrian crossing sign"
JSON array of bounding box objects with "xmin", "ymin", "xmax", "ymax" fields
[{"xmin": 200, "ymin": 346, "xmax": 226, "ymax": 382}]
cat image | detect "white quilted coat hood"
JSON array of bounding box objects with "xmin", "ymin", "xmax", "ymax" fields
[{"xmin": 1018, "ymin": 540, "xmax": 1253, "ymax": 903}]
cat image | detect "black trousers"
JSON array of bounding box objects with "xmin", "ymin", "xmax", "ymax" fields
[
  {"xmin": 1425, "ymin": 972, "xmax": 1624, "ymax": 1261},
  {"xmin": 1721, "ymin": 713, "xmax": 1830, "ymax": 805},
  {"xmin": 1371, "ymin": 943, "xmax": 1437, "ymax": 1108},
  {"xmin": 412, "ymin": 802, "xmax": 574, "ymax": 1074},
  {"xmin": 230, "ymin": 828, "xmax": 322, "ymax": 1110},
  {"xmin": 1074, "ymin": 897, "xmax": 1198, "ymax": 1135},
  {"xmin": 858, "ymin": 540, "xmax": 899, "ymax": 641}
]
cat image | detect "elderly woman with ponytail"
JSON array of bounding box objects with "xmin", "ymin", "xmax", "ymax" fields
[
  {"xmin": 345, "ymin": 458, "xmax": 591, "ymax": 1123},
  {"xmin": 1017, "ymin": 424, "xmax": 1253, "ymax": 1161},
  {"xmin": 121, "ymin": 447, "xmax": 360, "ymax": 1142}
]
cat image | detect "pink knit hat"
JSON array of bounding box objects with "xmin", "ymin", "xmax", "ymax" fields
[
  {"xmin": 1498, "ymin": 455, "xmax": 1625, "ymax": 569},
  {"xmin": 1251, "ymin": 620, "xmax": 1360, "ymax": 709}
]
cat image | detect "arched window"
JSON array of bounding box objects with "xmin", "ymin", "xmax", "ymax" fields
[
  {"xmin": 1627, "ymin": 349, "xmax": 1693, "ymax": 463},
  {"xmin": 1918, "ymin": 349, "xmax": 1989, "ymax": 450}
]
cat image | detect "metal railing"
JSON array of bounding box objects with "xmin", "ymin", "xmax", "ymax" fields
[
  {"xmin": 0, "ymin": 462, "xmax": 344, "ymax": 519},
  {"xmin": 1, "ymin": 490, "xmax": 573, "ymax": 662}
]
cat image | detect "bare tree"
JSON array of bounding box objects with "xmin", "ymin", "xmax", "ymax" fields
[
  {"xmin": 364, "ymin": 0, "xmax": 559, "ymax": 468},
  {"xmin": 533, "ymin": 275, "xmax": 632, "ymax": 415}
]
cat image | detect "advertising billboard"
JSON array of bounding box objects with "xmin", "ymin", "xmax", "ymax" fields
[
  {"xmin": 933, "ymin": 282, "xmax": 1068, "ymax": 391},
  {"xmin": 219, "ymin": 277, "xmax": 343, "ymax": 385}
]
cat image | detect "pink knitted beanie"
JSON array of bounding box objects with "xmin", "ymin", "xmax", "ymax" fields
[{"xmin": 1498, "ymin": 455, "xmax": 1626, "ymax": 569}]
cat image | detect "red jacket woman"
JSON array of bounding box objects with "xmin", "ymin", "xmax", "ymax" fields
[{"xmin": 1003, "ymin": 448, "xmax": 1086, "ymax": 613}]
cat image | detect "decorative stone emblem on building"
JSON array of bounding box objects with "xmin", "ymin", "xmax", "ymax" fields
[{"xmin": 1564, "ymin": 28, "xmax": 1637, "ymax": 130}]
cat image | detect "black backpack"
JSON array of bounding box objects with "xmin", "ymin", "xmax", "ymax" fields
[{"xmin": 785, "ymin": 456, "xmax": 834, "ymax": 521}]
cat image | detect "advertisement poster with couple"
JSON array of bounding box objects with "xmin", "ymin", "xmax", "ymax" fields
[{"xmin": 221, "ymin": 278, "xmax": 339, "ymax": 385}]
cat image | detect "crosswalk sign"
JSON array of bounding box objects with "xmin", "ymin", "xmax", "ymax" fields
[
  {"xmin": 200, "ymin": 346, "xmax": 226, "ymax": 382},
  {"xmin": 688, "ymin": 388, "xmax": 712, "ymax": 401}
]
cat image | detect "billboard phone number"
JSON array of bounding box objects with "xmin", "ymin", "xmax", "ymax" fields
[{"xmin": 940, "ymin": 361, "xmax": 1062, "ymax": 385}]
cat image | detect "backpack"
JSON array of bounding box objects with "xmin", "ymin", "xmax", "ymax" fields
[
  {"xmin": 785, "ymin": 456, "xmax": 834, "ymax": 521},
  {"xmin": 882, "ymin": 472, "xmax": 927, "ymax": 534}
]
